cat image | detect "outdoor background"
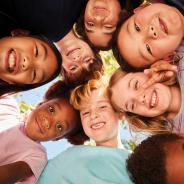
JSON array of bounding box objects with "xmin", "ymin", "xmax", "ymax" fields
[{"xmin": 14, "ymin": 50, "xmax": 146, "ymax": 159}]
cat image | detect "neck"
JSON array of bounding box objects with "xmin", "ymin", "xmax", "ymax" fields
[
  {"xmin": 96, "ymin": 136, "xmax": 119, "ymax": 148},
  {"xmin": 166, "ymin": 85, "xmax": 181, "ymax": 120},
  {"xmin": 55, "ymin": 30, "xmax": 76, "ymax": 54}
]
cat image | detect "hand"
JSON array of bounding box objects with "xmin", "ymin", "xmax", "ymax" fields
[{"xmin": 142, "ymin": 60, "xmax": 177, "ymax": 89}]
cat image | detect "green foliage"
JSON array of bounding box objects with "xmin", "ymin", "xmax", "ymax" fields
[{"xmin": 19, "ymin": 101, "xmax": 31, "ymax": 113}]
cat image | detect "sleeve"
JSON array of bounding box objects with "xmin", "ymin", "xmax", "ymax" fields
[{"xmin": 0, "ymin": 95, "xmax": 21, "ymax": 132}]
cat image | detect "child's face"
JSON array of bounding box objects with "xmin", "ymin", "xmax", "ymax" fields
[
  {"xmin": 165, "ymin": 136, "xmax": 184, "ymax": 184},
  {"xmin": 62, "ymin": 38, "xmax": 94, "ymax": 74},
  {"xmin": 111, "ymin": 72, "xmax": 172, "ymax": 117},
  {"xmin": 0, "ymin": 36, "xmax": 58, "ymax": 84},
  {"xmin": 118, "ymin": 3, "xmax": 184, "ymax": 68},
  {"xmin": 25, "ymin": 98, "xmax": 77, "ymax": 141},
  {"xmin": 84, "ymin": 0, "xmax": 121, "ymax": 47},
  {"xmin": 80, "ymin": 88, "xmax": 119, "ymax": 145}
]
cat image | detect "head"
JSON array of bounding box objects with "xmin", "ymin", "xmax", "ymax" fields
[
  {"xmin": 117, "ymin": 3, "xmax": 184, "ymax": 69},
  {"xmin": 25, "ymin": 80, "xmax": 88, "ymax": 143},
  {"xmin": 70, "ymin": 79, "xmax": 120, "ymax": 147},
  {"xmin": 76, "ymin": 0, "xmax": 122, "ymax": 49},
  {"xmin": 127, "ymin": 133, "xmax": 184, "ymax": 184},
  {"xmin": 0, "ymin": 35, "xmax": 62, "ymax": 96},
  {"xmin": 108, "ymin": 69, "xmax": 174, "ymax": 132},
  {"xmin": 60, "ymin": 31, "xmax": 103, "ymax": 87}
]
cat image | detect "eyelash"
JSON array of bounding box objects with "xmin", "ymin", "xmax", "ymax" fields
[
  {"xmin": 32, "ymin": 69, "xmax": 36, "ymax": 82},
  {"xmin": 134, "ymin": 80, "xmax": 139, "ymax": 90},
  {"xmin": 134, "ymin": 23, "xmax": 140, "ymax": 32},
  {"xmin": 146, "ymin": 44, "xmax": 152, "ymax": 55}
]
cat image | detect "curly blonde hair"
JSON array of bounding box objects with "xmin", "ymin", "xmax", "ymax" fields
[{"xmin": 108, "ymin": 68, "xmax": 173, "ymax": 133}]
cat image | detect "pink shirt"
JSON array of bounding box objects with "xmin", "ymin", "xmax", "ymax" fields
[
  {"xmin": 0, "ymin": 95, "xmax": 20, "ymax": 131},
  {"xmin": 0, "ymin": 123, "xmax": 47, "ymax": 184}
]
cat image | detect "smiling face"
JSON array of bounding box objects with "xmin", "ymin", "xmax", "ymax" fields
[
  {"xmin": 111, "ymin": 72, "xmax": 173, "ymax": 117},
  {"xmin": 25, "ymin": 98, "xmax": 78, "ymax": 142},
  {"xmin": 84, "ymin": 0, "xmax": 121, "ymax": 48},
  {"xmin": 0, "ymin": 36, "xmax": 58, "ymax": 84},
  {"xmin": 80, "ymin": 89, "xmax": 119, "ymax": 146},
  {"xmin": 61, "ymin": 37, "xmax": 95, "ymax": 75},
  {"xmin": 166, "ymin": 136, "xmax": 184, "ymax": 184},
  {"xmin": 118, "ymin": 3, "xmax": 184, "ymax": 68}
]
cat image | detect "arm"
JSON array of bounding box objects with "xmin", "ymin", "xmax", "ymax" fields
[{"xmin": 0, "ymin": 161, "xmax": 33, "ymax": 184}]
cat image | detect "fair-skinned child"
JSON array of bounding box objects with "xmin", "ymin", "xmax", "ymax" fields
[
  {"xmin": 70, "ymin": 78, "xmax": 122, "ymax": 148},
  {"xmin": 0, "ymin": 33, "xmax": 62, "ymax": 96},
  {"xmin": 0, "ymin": 80, "xmax": 86, "ymax": 184},
  {"xmin": 114, "ymin": 3, "xmax": 184, "ymax": 69},
  {"xmin": 76, "ymin": 0, "xmax": 142, "ymax": 50},
  {"xmin": 127, "ymin": 133, "xmax": 184, "ymax": 184}
]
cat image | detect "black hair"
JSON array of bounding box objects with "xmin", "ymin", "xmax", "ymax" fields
[
  {"xmin": 0, "ymin": 35, "xmax": 62, "ymax": 97},
  {"xmin": 127, "ymin": 133, "xmax": 182, "ymax": 184}
]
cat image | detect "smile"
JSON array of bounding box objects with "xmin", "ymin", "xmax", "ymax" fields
[
  {"xmin": 150, "ymin": 90, "xmax": 158, "ymax": 108},
  {"xmin": 91, "ymin": 122, "xmax": 106, "ymax": 130},
  {"xmin": 35, "ymin": 117, "xmax": 44, "ymax": 134},
  {"xmin": 159, "ymin": 17, "xmax": 168, "ymax": 34},
  {"xmin": 6, "ymin": 49, "xmax": 19, "ymax": 74}
]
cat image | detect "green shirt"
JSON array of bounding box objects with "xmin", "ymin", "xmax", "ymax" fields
[{"xmin": 38, "ymin": 145, "xmax": 133, "ymax": 184}]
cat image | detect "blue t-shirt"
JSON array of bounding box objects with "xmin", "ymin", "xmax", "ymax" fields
[{"xmin": 38, "ymin": 146, "xmax": 133, "ymax": 184}]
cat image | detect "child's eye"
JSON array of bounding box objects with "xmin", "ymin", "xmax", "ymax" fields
[
  {"xmin": 82, "ymin": 112, "xmax": 89, "ymax": 116},
  {"xmin": 134, "ymin": 80, "xmax": 139, "ymax": 90},
  {"xmin": 56, "ymin": 122, "xmax": 63, "ymax": 132},
  {"xmin": 131, "ymin": 103, "xmax": 135, "ymax": 111},
  {"xmin": 134, "ymin": 23, "xmax": 140, "ymax": 32},
  {"xmin": 35, "ymin": 45, "xmax": 39, "ymax": 57},
  {"xmin": 48, "ymin": 105, "xmax": 55, "ymax": 113},
  {"xmin": 32, "ymin": 69, "xmax": 36, "ymax": 82},
  {"xmin": 70, "ymin": 65, "xmax": 78, "ymax": 72},
  {"xmin": 146, "ymin": 44, "xmax": 152, "ymax": 55},
  {"xmin": 100, "ymin": 105, "xmax": 107, "ymax": 109}
]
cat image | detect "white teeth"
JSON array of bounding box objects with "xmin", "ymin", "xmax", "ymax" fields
[
  {"xmin": 151, "ymin": 91, "xmax": 157, "ymax": 107},
  {"xmin": 8, "ymin": 52, "xmax": 15, "ymax": 69},
  {"xmin": 91, "ymin": 122, "xmax": 105, "ymax": 130}
]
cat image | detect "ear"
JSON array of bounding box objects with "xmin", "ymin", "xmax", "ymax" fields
[
  {"xmin": 163, "ymin": 52, "xmax": 176, "ymax": 62},
  {"xmin": 11, "ymin": 29, "xmax": 30, "ymax": 37}
]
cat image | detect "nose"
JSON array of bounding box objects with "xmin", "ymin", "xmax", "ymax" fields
[
  {"xmin": 22, "ymin": 56, "xmax": 32, "ymax": 71},
  {"xmin": 148, "ymin": 25, "xmax": 158, "ymax": 39},
  {"xmin": 41, "ymin": 117, "xmax": 51, "ymax": 130},
  {"xmin": 94, "ymin": 15, "xmax": 105, "ymax": 22},
  {"xmin": 133, "ymin": 91, "xmax": 146, "ymax": 105},
  {"xmin": 90, "ymin": 109, "xmax": 98, "ymax": 120}
]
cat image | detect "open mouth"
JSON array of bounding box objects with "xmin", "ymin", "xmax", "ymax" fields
[
  {"xmin": 91, "ymin": 122, "xmax": 106, "ymax": 130},
  {"xmin": 159, "ymin": 17, "xmax": 168, "ymax": 34},
  {"xmin": 6, "ymin": 49, "xmax": 18, "ymax": 74},
  {"xmin": 149, "ymin": 90, "xmax": 158, "ymax": 108}
]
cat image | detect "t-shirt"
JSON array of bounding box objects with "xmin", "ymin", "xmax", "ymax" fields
[
  {"xmin": 38, "ymin": 146, "xmax": 133, "ymax": 184},
  {"xmin": 0, "ymin": 123, "xmax": 47, "ymax": 183},
  {"xmin": 0, "ymin": 95, "xmax": 20, "ymax": 132},
  {"xmin": 173, "ymin": 40, "xmax": 184, "ymax": 132}
]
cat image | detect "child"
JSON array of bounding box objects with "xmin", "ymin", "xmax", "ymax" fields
[
  {"xmin": 0, "ymin": 80, "xmax": 86, "ymax": 184},
  {"xmin": 0, "ymin": 34, "xmax": 62, "ymax": 96},
  {"xmin": 70, "ymin": 78, "xmax": 122, "ymax": 148},
  {"xmin": 127, "ymin": 133, "xmax": 184, "ymax": 184},
  {"xmin": 75, "ymin": 0, "xmax": 142, "ymax": 50},
  {"xmin": 113, "ymin": 3, "xmax": 184, "ymax": 70}
]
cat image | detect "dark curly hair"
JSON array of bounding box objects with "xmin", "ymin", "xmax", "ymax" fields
[
  {"xmin": 127, "ymin": 133, "xmax": 182, "ymax": 184},
  {"xmin": 44, "ymin": 80, "xmax": 88, "ymax": 145}
]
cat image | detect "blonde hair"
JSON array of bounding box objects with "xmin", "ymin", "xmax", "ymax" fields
[
  {"xmin": 70, "ymin": 78, "xmax": 108, "ymax": 110},
  {"xmin": 108, "ymin": 68, "xmax": 172, "ymax": 133}
]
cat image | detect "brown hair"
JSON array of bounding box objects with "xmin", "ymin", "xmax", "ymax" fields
[
  {"xmin": 44, "ymin": 80, "xmax": 88, "ymax": 144},
  {"xmin": 108, "ymin": 68, "xmax": 172, "ymax": 133}
]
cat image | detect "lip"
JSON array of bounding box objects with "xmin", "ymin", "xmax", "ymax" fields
[
  {"xmin": 149, "ymin": 90, "xmax": 158, "ymax": 108},
  {"xmin": 35, "ymin": 117, "xmax": 44, "ymax": 134},
  {"xmin": 66, "ymin": 48, "xmax": 80, "ymax": 57},
  {"xmin": 5, "ymin": 49, "xmax": 19, "ymax": 74},
  {"xmin": 159, "ymin": 17, "xmax": 168, "ymax": 35},
  {"xmin": 90, "ymin": 122, "xmax": 106, "ymax": 130}
]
